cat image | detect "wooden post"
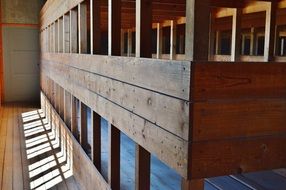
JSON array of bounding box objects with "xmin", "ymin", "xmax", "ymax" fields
[
  {"xmin": 107, "ymin": 0, "xmax": 121, "ymax": 189},
  {"xmin": 156, "ymin": 23, "xmax": 162, "ymax": 59},
  {"xmin": 135, "ymin": 145, "xmax": 150, "ymax": 190},
  {"xmin": 121, "ymin": 29, "xmax": 125, "ymax": 56},
  {"xmin": 80, "ymin": 102, "xmax": 88, "ymax": 151},
  {"xmin": 170, "ymin": 20, "xmax": 177, "ymax": 60},
  {"xmin": 231, "ymin": 8, "xmax": 242, "ymax": 62},
  {"xmin": 58, "ymin": 18, "xmax": 63, "ymax": 53},
  {"xmin": 79, "ymin": 2, "xmax": 87, "ymax": 54},
  {"xmin": 135, "ymin": 0, "xmax": 152, "ymax": 58},
  {"xmin": 55, "ymin": 21, "xmax": 58, "ymax": 53},
  {"xmin": 92, "ymin": 0, "xmax": 101, "ymax": 54},
  {"xmin": 108, "ymin": 124, "xmax": 120, "ymax": 190},
  {"xmin": 215, "ymin": 30, "xmax": 221, "ymax": 55},
  {"xmin": 71, "ymin": 96, "xmax": 78, "ymax": 139},
  {"xmin": 127, "ymin": 29, "xmax": 132, "ymax": 57},
  {"xmin": 64, "ymin": 90, "xmax": 72, "ymax": 129},
  {"xmin": 264, "ymin": 1, "xmax": 277, "ymax": 62},
  {"xmin": 135, "ymin": 1, "xmax": 152, "ymax": 190},
  {"xmin": 181, "ymin": 178, "xmax": 204, "ymax": 190},
  {"xmin": 63, "ymin": 13, "xmax": 70, "ymax": 53},
  {"xmin": 70, "ymin": 8, "xmax": 78, "ymax": 53},
  {"xmin": 91, "ymin": 111, "xmax": 101, "ymax": 172},
  {"xmin": 185, "ymin": 0, "xmax": 210, "ymax": 61},
  {"xmin": 108, "ymin": 0, "xmax": 121, "ymax": 56},
  {"xmin": 209, "ymin": 11, "xmax": 215, "ymax": 60},
  {"xmin": 250, "ymin": 27, "xmax": 255, "ymax": 55}
]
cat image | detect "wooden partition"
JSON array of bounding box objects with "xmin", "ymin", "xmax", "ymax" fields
[{"xmin": 40, "ymin": 0, "xmax": 286, "ymax": 190}]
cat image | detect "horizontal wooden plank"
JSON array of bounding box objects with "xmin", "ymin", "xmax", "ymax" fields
[
  {"xmin": 41, "ymin": 93, "xmax": 111, "ymax": 190},
  {"xmin": 190, "ymin": 135, "xmax": 286, "ymax": 179},
  {"xmin": 42, "ymin": 59, "xmax": 189, "ymax": 140},
  {"xmin": 42, "ymin": 53, "xmax": 191, "ymax": 101},
  {"xmin": 192, "ymin": 99, "xmax": 286, "ymax": 141},
  {"xmin": 41, "ymin": 73, "xmax": 189, "ymax": 177},
  {"xmin": 192, "ymin": 62, "xmax": 286, "ymax": 101}
]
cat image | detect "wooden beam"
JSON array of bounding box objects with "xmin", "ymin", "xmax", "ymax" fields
[
  {"xmin": 231, "ymin": 8, "xmax": 242, "ymax": 62},
  {"xmin": 79, "ymin": 2, "xmax": 88, "ymax": 54},
  {"xmin": 135, "ymin": 0, "xmax": 152, "ymax": 58},
  {"xmin": 264, "ymin": 1, "xmax": 277, "ymax": 61},
  {"xmin": 80, "ymin": 101, "xmax": 88, "ymax": 151},
  {"xmin": 91, "ymin": 111, "xmax": 101, "ymax": 172},
  {"xmin": 185, "ymin": 0, "xmax": 210, "ymax": 61},
  {"xmin": 170, "ymin": 20, "xmax": 177, "ymax": 60},
  {"xmin": 108, "ymin": 124, "xmax": 120, "ymax": 190},
  {"xmin": 135, "ymin": 145, "xmax": 150, "ymax": 190},
  {"xmin": 108, "ymin": 0, "xmax": 121, "ymax": 56}
]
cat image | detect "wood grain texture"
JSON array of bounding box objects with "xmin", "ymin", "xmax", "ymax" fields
[
  {"xmin": 42, "ymin": 60, "xmax": 189, "ymax": 140},
  {"xmin": 190, "ymin": 135, "xmax": 286, "ymax": 179},
  {"xmin": 193, "ymin": 99, "xmax": 286, "ymax": 141},
  {"xmin": 41, "ymin": 74, "xmax": 189, "ymax": 178},
  {"xmin": 192, "ymin": 62, "xmax": 286, "ymax": 101}
]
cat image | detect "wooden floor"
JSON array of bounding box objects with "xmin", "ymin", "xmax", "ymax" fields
[
  {"xmin": 1, "ymin": 103, "xmax": 286, "ymax": 190},
  {"xmin": 0, "ymin": 103, "xmax": 79, "ymax": 190}
]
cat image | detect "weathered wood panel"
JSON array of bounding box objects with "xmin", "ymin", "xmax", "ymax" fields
[
  {"xmin": 42, "ymin": 53, "xmax": 190, "ymax": 101},
  {"xmin": 193, "ymin": 99, "xmax": 286, "ymax": 141},
  {"xmin": 190, "ymin": 135, "xmax": 286, "ymax": 179},
  {"xmin": 192, "ymin": 63, "xmax": 286, "ymax": 101},
  {"xmin": 41, "ymin": 73, "xmax": 189, "ymax": 178},
  {"xmin": 41, "ymin": 59, "xmax": 189, "ymax": 140}
]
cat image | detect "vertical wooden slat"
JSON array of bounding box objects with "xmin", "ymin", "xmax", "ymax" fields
[
  {"xmin": 135, "ymin": 145, "xmax": 150, "ymax": 190},
  {"xmin": 79, "ymin": 2, "xmax": 88, "ymax": 54},
  {"xmin": 135, "ymin": 1, "xmax": 152, "ymax": 189},
  {"xmin": 185, "ymin": 0, "xmax": 210, "ymax": 61},
  {"xmin": 127, "ymin": 29, "xmax": 133, "ymax": 57},
  {"xmin": 64, "ymin": 13, "xmax": 70, "ymax": 53},
  {"xmin": 264, "ymin": 1, "xmax": 277, "ymax": 61},
  {"xmin": 215, "ymin": 30, "xmax": 221, "ymax": 55},
  {"xmin": 231, "ymin": 8, "xmax": 242, "ymax": 62},
  {"xmin": 55, "ymin": 20, "xmax": 59, "ymax": 53},
  {"xmin": 58, "ymin": 18, "xmax": 63, "ymax": 53},
  {"xmin": 71, "ymin": 96, "xmax": 78, "ymax": 139},
  {"xmin": 70, "ymin": 8, "xmax": 78, "ymax": 53},
  {"xmin": 92, "ymin": 0, "xmax": 101, "ymax": 54},
  {"xmin": 108, "ymin": 124, "xmax": 120, "ymax": 190},
  {"xmin": 135, "ymin": 0, "xmax": 152, "ymax": 58},
  {"xmin": 156, "ymin": 23, "xmax": 162, "ymax": 59},
  {"xmin": 91, "ymin": 111, "xmax": 101, "ymax": 172},
  {"xmin": 170, "ymin": 20, "xmax": 177, "ymax": 60},
  {"xmin": 121, "ymin": 29, "xmax": 125, "ymax": 56},
  {"xmin": 64, "ymin": 90, "xmax": 72, "ymax": 129},
  {"xmin": 108, "ymin": 0, "xmax": 121, "ymax": 56},
  {"xmin": 80, "ymin": 102, "xmax": 88, "ymax": 151}
]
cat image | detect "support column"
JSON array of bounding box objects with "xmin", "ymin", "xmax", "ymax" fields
[
  {"xmin": 91, "ymin": 111, "xmax": 101, "ymax": 172},
  {"xmin": 107, "ymin": 0, "xmax": 121, "ymax": 189},
  {"xmin": 70, "ymin": 8, "xmax": 78, "ymax": 53},
  {"xmin": 63, "ymin": 13, "xmax": 70, "ymax": 53},
  {"xmin": 156, "ymin": 23, "xmax": 162, "ymax": 59},
  {"xmin": 264, "ymin": 1, "xmax": 277, "ymax": 62},
  {"xmin": 71, "ymin": 96, "xmax": 78, "ymax": 140},
  {"xmin": 135, "ymin": 1, "xmax": 152, "ymax": 190},
  {"xmin": 127, "ymin": 29, "xmax": 133, "ymax": 57},
  {"xmin": 108, "ymin": 0, "xmax": 121, "ymax": 56},
  {"xmin": 79, "ymin": 2, "xmax": 87, "ymax": 54},
  {"xmin": 80, "ymin": 102, "xmax": 88, "ymax": 151},
  {"xmin": 108, "ymin": 124, "xmax": 120, "ymax": 190},
  {"xmin": 215, "ymin": 30, "xmax": 221, "ymax": 55},
  {"xmin": 185, "ymin": 0, "xmax": 210, "ymax": 61},
  {"xmin": 250, "ymin": 27, "xmax": 255, "ymax": 56},
  {"xmin": 181, "ymin": 179, "xmax": 204, "ymax": 190},
  {"xmin": 92, "ymin": 0, "xmax": 101, "ymax": 54},
  {"xmin": 231, "ymin": 8, "xmax": 242, "ymax": 62},
  {"xmin": 170, "ymin": 20, "xmax": 177, "ymax": 60}
]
